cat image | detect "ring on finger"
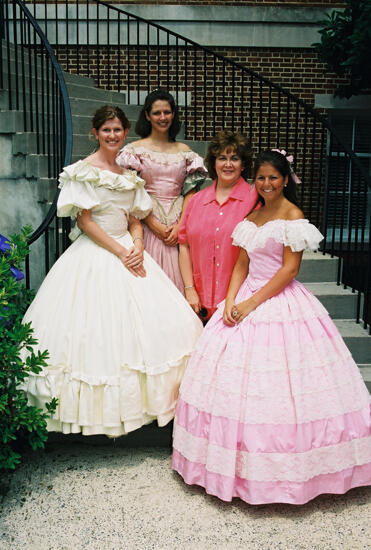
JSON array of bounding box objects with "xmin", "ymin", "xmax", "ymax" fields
[{"xmin": 232, "ymin": 310, "xmax": 238, "ymax": 318}]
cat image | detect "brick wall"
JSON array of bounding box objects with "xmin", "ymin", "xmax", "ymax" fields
[
  {"xmin": 57, "ymin": 43, "xmax": 347, "ymax": 218},
  {"xmin": 58, "ymin": 45, "xmax": 347, "ymax": 117},
  {"xmin": 215, "ymin": 47, "xmax": 348, "ymax": 104}
]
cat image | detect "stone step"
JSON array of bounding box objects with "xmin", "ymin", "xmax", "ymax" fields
[
  {"xmin": 66, "ymin": 82, "xmax": 128, "ymax": 104},
  {"xmin": 0, "ymin": 91, "xmax": 130, "ymax": 127},
  {"xmin": 297, "ymin": 251, "xmax": 338, "ymax": 283},
  {"xmin": 334, "ymin": 319, "xmax": 371, "ymax": 364},
  {"xmin": 0, "ymin": 109, "xmax": 23, "ymax": 132},
  {"xmin": 69, "ymin": 96, "xmax": 130, "ymax": 117},
  {"xmin": 0, "ymin": 84, "xmax": 126, "ymax": 113},
  {"xmin": 0, "ymin": 51, "xmax": 96, "ymax": 87},
  {"xmin": 25, "ymin": 153, "xmax": 51, "ymax": 178},
  {"xmin": 304, "ymin": 282, "xmax": 359, "ymax": 319},
  {"xmin": 359, "ymin": 365, "xmax": 371, "ymax": 393},
  {"xmin": 0, "ymin": 106, "xmax": 70, "ymax": 137}
]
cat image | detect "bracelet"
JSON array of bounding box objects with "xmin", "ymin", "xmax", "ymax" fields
[
  {"xmin": 184, "ymin": 284, "xmax": 194, "ymax": 290},
  {"xmin": 133, "ymin": 236, "xmax": 143, "ymax": 242}
]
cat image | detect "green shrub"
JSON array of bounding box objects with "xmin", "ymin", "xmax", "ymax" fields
[
  {"xmin": 313, "ymin": 0, "xmax": 371, "ymax": 98},
  {"xmin": 0, "ymin": 226, "xmax": 57, "ymax": 470}
]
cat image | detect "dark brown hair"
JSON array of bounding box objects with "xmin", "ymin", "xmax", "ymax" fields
[
  {"xmin": 205, "ymin": 130, "xmax": 252, "ymax": 180},
  {"xmin": 135, "ymin": 89, "xmax": 181, "ymax": 141},
  {"xmin": 92, "ymin": 105, "xmax": 131, "ymax": 132},
  {"xmin": 253, "ymin": 149, "xmax": 298, "ymax": 207}
]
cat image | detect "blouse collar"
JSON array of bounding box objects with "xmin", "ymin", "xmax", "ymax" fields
[{"xmin": 202, "ymin": 176, "xmax": 250, "ymax": 205}]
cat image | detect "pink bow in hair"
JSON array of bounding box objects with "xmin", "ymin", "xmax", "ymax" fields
[{"xmin": 271, "ymin": 149, "xmax": 302, "ymax": 185}]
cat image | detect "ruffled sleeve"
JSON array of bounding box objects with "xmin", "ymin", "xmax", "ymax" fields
[
  {"xmin": 283, "ymin": 219, "xmax": 324, "ymax": 252},
  {"xmin": 182, "ymin": 151, "xmax": 208, "ymax": 195},
  {"xmin": 57, "ymin": 161, "xmax": 100, "ymax": 219},
  {"xmin": 232, "ymin": 219, "xmax": 324, "ymax": 254},
  {"xmin": 232, "ymin": 220, "xmax": 255, "ymax": 249},
  {"xmin": 129, "ymin": 174, "xmax": 153, "ymax": 219},
  {"xmin": 116, "ymin": 146, "xmax": 142, "ymax": 173}
]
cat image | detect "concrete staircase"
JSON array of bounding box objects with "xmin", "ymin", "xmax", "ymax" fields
[
  {"xmin": 64, "ymin": 73, "xmax": 210, "ymax": 163},
  {"xmin": 297, "ymin": 251, "xmax": 371, "ymax": 392},
  {"xmin": 0, "ymin": 68, "xmax": 209, "ymax": 177}
]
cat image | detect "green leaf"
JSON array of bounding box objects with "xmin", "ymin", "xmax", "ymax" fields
[{"xmin": 0, "ymin": 226, "xmax": 55, "ymax": 472}]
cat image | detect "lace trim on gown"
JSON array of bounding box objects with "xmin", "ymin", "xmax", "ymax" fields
[
  {"xmin": 173, "ymin": 424, "xmax": 371, "ymax": 483},
  {"xmin": 117, "ymin": 145, "xmax": 207, "ymax": 222},
  {"xmin": 119, "ymin": 144, "xmax": 205, "ymax": 166},
  {"xmin": 232, "ymin": 219, "xmax": 324, "ymax": 253},
  {"xmin": 150, "ymin": 195, "xmax": 184, "ymax": 226}
]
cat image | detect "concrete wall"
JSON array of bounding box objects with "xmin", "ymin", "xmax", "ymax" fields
[
  {"xmin": 25, "ymin": 4, "xmax": 335, "ymax": 48},
  {"xmin": 0, "ymin": 135, "xmax": 52, "ymax": 289}
]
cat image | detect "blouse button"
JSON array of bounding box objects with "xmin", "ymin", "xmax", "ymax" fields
[
  {"xmin": 216, "ymin": 227, "xmax": 219, "ymax": 231},
  {"xmin": 219, "ymin": 212, "xmax": 223, "ymax": 216}
]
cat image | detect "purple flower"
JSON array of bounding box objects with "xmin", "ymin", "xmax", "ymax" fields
[
  {"xmin": 10, "ymin": 266, "xmax": 24, "ymax": 281},
  {"xmin": 0, "ymin": 233, "xmax": 11, "ymax": 253},
  {"xmin": 0, "ymin": 233, "xmax": 24, "ymax": 280}
]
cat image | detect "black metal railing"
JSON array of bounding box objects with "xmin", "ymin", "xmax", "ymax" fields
[
  {"xmin": 0, "ymin": 0, "xmax": 72, "ymax": 288},
  {"xmin": 5, "ymin": 1, "xmax": 371, "ymax": 330}
]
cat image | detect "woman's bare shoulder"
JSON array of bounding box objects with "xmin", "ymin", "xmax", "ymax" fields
[
  {"xmin": 174, "ymin": 142, "xmax": 192, "ymax": 152},
  {"xmin": 128, "ymin": 139, "xmax": 148, "ymax": 149},
  {"xmin": 286, "ymin": 204, "xmax": 304, "ymax": 220}
]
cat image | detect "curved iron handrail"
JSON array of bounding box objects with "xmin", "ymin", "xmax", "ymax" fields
[{"xmin": 10, "ymin": 0, "xmax": 72, "ymax": 245}]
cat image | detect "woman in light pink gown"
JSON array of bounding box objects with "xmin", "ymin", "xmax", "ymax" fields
[
  {"xmin": 172, "ymin": 149, "xmax": 371, "ymax": 505},
  {"xmin": 117, "ymin": 90, "xmax": 207, "ymax": 293}
]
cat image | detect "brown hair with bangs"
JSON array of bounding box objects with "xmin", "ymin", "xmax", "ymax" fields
[
  {"xmin": 205, "ymin": 130, "xmax": 252, "ymax": 180},
  {"xmin": 92, "ymin": 105, "xmax": 131, "ymax": 132}
]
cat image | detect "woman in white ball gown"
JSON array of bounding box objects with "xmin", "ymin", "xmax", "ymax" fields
[{"xmin": 22, "ymin": 105, "xmax": 203, "ymax": 437}]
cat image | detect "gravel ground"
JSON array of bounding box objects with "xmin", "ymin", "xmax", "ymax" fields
[{"xmin": 0, "ymin": 430, "xmax": 370, "ymax": 550}]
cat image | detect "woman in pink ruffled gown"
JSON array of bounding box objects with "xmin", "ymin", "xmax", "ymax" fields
[
  {"xmin": 117, "ymin": 90, "xmax": 207, "ymax": 293},
  {"xmin": 172, "ymin": 149, "xmax": 371, "ymax": 505}
]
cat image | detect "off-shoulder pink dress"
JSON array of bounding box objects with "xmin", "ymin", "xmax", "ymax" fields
[
  {"xmin": 117, "ymin": 145, "xmax": 207, "ymax": 293},
  {"xmin": 172, "ymin": 219, "xmax": 371, "ymax": 504}
]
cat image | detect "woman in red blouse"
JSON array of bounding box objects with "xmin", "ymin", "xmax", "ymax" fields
[{"xmin": 178, "ymin": 131, "xmax": 258, "ymax": 321}]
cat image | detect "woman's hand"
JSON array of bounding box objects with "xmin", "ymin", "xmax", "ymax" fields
[
  {"xmin": 229, "ymin": 297, "xmax": 258, "ymax": 324},
  {"xmin": 223, "ymin": 297, "xmax": 236, "ymax": 326},
  {"xmin": 146, "ymin": 217, "xmax": 171, "ymax": 242},
  {"xmin": 185, "ymin": 287, "xmax": 202, "ymax": 314},
  {"xmin": 118, "ymin": 247, "xmax": 146, "ymax": 277},
  {"xmin": 126, "ymin": 246, "xmax": 146, "ymax": 276},
  {"xmin": 164, "ymin": 223, "xmax": 179, "ymax": 246}
]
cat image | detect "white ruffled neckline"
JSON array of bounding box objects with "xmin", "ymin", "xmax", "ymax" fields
[
  {"xmin": 245, "ymin": 218, "xmax": 306, "ymax": 229},
  {"xmin": 123, "ymin": 144, "xmax": 199, "ymax": 165},
  {"xmin": 233, "ymin": 218, "xmax": 323, "ymax": 253},
  {"xmin": 59, "ymin": 159, "xmax": 145, "ymax": 191}
]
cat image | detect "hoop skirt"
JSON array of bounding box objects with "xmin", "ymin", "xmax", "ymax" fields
[
  {"xmin": 172, "ymin": 219, "xmax": 371, "ymax": 504},
  {"xmin": 22, "ymin": 161, "xmax": 203, "ymax": 437},
  {"xmin": 117, "ymin": 146, "xmax": 207, "ymax": 294}
]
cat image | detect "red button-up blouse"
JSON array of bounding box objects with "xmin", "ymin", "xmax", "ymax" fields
[{"xmin": 178, "ymin": 177, "xmax": 258, "ymax": 312}]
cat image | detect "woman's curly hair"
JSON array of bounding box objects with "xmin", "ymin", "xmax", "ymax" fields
[{"xmin": 205, "ymin": 130, "xmax": 252, "ymax": 180}]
